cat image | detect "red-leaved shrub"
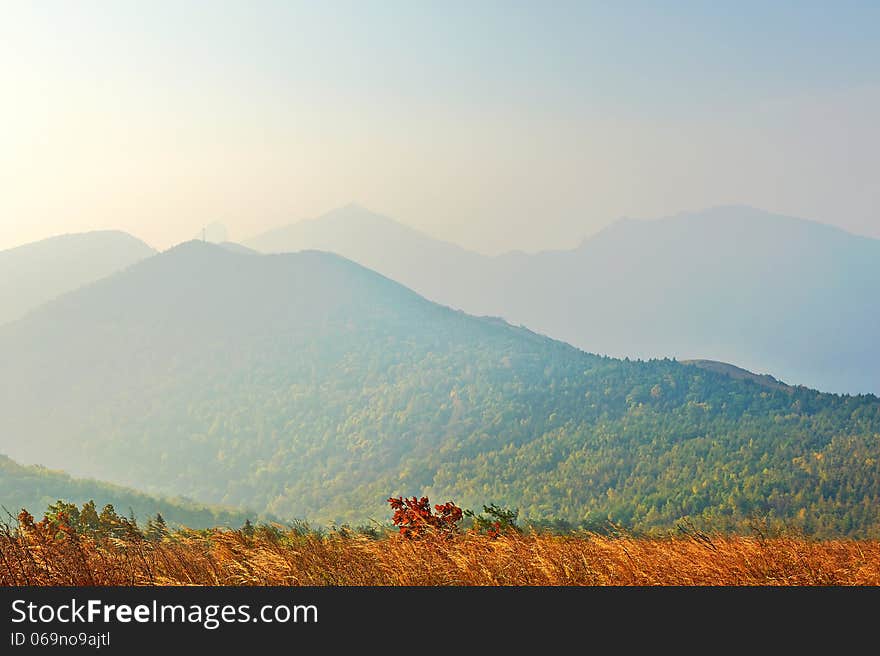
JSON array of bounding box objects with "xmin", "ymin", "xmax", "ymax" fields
[{"xmin": 387, "ymin": 496, "xmax": 463, "ymax": 538}]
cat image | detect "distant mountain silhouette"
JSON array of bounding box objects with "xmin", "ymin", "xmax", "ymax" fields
[
  {"xmin": 245, "ymin": 203, "xmax": 488, "ymax": 308},
  {"xmin": 0, "ymin": 231, "xmax": 155, "ymax": 326},
  {"xmin": 2, "ymin": 241, "xmax": 879, "ymax": 534},
  {"xmin": 217, "ymin": 241, "xmax": 258, "ymax": 255},
  {"xmin": 246, "ymin": 205, "xmax": 880, "ymax": 395}
]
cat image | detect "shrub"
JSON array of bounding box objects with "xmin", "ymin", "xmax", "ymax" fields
[
  {"xmin": 386, "ymin": 496, "xmax": 463, "ymax": 538},
  {"xmin": 465, "ymin": 503, "xmax": 520, "ymax": 538}
]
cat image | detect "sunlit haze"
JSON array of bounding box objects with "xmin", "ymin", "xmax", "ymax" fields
[{"xmin": 1, "ymin": 1, "xmax": 878, "ymax": 253}]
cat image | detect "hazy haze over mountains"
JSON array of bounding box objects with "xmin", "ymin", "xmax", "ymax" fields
[
  {"xmin": 4, "ymin": 4, "xmax": 878, "ymax": 255},
  {"xmin": 245, "ymin": 204, "xmax": 488, "ymax": 310},
  {"xmin": 2, "ymin": 241, "xmax": 879, "ymax": 533},
  {"xmin": 246, "ymin": 205, "xmax": 880, "ymax": 395},
  {"xmin": 4, "ymin": 2, "xmax": 880, "ymax": 546},
  {"xmin": 0, "ymin": 231, "xmax": 156, "ymax": 326}
]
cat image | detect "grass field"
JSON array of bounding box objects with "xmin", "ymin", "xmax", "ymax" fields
[{"xmin": 4, "ymin": 517, "xmax": 880, "ymax": 586}]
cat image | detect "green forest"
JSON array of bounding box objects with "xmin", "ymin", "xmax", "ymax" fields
[
  {"xmin": 1, "ymin": 243, "xmax": 879, "ymax": 537},
  {"xmin": 0, "ymin": 455, "xmax": 256, "ymax": 529}
]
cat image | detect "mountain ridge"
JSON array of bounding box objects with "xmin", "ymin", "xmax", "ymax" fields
[
  {"xmin": 1, "ymin": 242, "xmax": 879, "ymax": 535},
  {"xmin": 246, "ymin": 205, "xmax": 880, "ymax": 395},
  {"xmin": 681, "ymin": 359, "xmax": 792, "ymax": 392}
]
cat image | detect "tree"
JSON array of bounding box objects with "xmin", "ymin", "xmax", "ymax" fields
[
  {"xmin": 465, "ymin": 503, "xmax": 520, "ymax": 537},
  {"xmin": 45, "ymin": 500, "xmax": 81, "ymax": 534},
  {"xmin": 145, "ymin": 513, "xmax": 168, "ymax": 541},
  {"xmin": 97, "ymin": 504, "xmax": 139, "ymax": 538},
  {"xmin": 80, "ymin": 500, "xmax": 100, "ymax": 533}
]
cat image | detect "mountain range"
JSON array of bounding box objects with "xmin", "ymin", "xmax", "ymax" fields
[
  {"xmin": 0, "ymin": 231, "xmax": 156, "ymax": 326},
  {"xmin": 1, "ymin": 241, "xmax": 879, "ymax": 535},
  {"xmin": 245, "ymin": 205, "xmax": 880, "ymax": 395}
]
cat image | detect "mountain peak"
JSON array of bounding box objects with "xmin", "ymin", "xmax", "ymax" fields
[
  {"xmin": 244, "ymin": 206, "xmax": 480, "ymax": 267},
  {"xmin": 192, "ymin": 221, "xmax": 229, "ymax": 244},
  {"xmin": 164, "ymin": 239, "xmax": 225, "ymax": 254},
  {"xmin": 338, "ymin": 201, "xmax": 372, "ymax": 214}
]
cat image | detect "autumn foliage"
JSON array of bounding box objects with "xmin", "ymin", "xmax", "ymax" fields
[
  {"xmin": 4, "ymin": 502, "xmax": 880, "ymax": 586},
  {"xmin": 387, "ymin": 496, "xmax": 463, "ymax": 538}
]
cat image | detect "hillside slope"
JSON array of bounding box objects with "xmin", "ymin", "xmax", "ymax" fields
[
  {"xmin": 1, "ymin": 242, "xmax": 879, "ymax": 535},
  {"xmin": 0, "ymin": 231, "xmax": 156, "ymax": 326},
  {"xmin": 681, "ymin": 360, "xmax": 791, "ymax": 392},
  {"xmin": 0, "ymin": 455, "xmax": 255, "ymax": 529}
]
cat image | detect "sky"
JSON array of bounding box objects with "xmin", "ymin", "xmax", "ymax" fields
[{"xmin": 1, "ymin": 1, "xmax": 878, "ymax": 254}]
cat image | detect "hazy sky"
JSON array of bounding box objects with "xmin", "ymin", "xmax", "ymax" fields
[{"xmin": 1, "ymin": 1, "xmax": 878, "ymax": 254}]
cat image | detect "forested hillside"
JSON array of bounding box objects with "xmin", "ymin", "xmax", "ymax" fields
[
  {"xmin": 1, "ymin": 242, "xmax": 879, "ymax": 535},
  {"xmin": 0, "ymin": 455, "xmax": 255, "ymax": 529}
]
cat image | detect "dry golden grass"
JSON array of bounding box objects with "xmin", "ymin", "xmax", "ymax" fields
[{"xmin": 4, "ymin": 523, "xmax": 880, "ymax": 586}]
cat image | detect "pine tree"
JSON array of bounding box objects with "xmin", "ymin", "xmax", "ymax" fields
[
  {"xmin": 79, "ymin": 500, "xmax": 100, "ymax": 534},
  {"xmin": 241, "ymin": 518, "xmax": 255, "ymax": 538},
  {"xmin": 146, "ymin": 513, "xmax": 168, "ymax": 541}
]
